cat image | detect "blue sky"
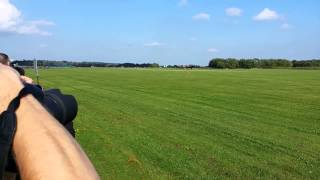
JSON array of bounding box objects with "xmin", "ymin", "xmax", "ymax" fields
[{"xmin": 0, "ymin": 0, "xmax": 319, "ymax": 65}]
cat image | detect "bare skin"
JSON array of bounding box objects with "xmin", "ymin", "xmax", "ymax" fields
[
  {"xmin": 20, "ymin": 76, "xmax": 34, "ymax": 84},
  {"xmin": 0, "ymin": 64, "xmax": 99, "ymax": 180}
]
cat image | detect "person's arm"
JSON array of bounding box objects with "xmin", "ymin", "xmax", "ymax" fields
[
  {"xmin": 20, "ymin": 75, "xmax": 34, "ymax": 84},
  {"xmin": 0, "ymin": 64, "xmax": 99, "ymax": 180}
]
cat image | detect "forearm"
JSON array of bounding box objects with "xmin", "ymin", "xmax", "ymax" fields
[
  {"xmin": 13, "ymin": 95, "xmax": 99, "ymax": 180},
  {"xmin": 0, "ymin": 64, "xmax": 98, "ymax": 179}
]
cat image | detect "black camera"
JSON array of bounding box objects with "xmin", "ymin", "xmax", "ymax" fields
[
  {"xmin": 9, "ymin": 64, "xmax": 78, "ymax": 135},
  {"xmin": 5, "ymin": 66, "xmax": 78, "ymax": 174},
  {"xmin": 37, "ymin": 87, "xmax": 78, "ymax": 136}
]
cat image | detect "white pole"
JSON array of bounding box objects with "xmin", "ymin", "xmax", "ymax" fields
[{"xmin": 34, "ymin": 58, "xmax": 40, "ymax": 85}]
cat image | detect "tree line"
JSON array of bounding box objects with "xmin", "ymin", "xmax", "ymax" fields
[
  {"xmin": 12, "ymin": 58, "xmax": 320, "ymax": 69},
  {"xmin": 208, "ymin": 58, "xmax": 320, "ymax": 69},
  {"xmin": 12, "ymin": 60, "xmax": 160, "ymax": 68}
]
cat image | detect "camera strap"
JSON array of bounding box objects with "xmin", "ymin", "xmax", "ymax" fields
[{"xmin": 0, "ymin": 84, "xmax": 36, "ymax": 179}]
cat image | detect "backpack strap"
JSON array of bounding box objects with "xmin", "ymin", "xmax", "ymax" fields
[{"xmin": 0, "ymin": 84, "xmax": 38, "ymax": 180}]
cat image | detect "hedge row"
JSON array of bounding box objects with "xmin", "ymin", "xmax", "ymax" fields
[{"xmin": 209, "ymin": 58, "xmax": 320, "ymax": 69}]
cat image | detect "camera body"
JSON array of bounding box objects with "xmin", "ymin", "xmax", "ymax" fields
[
  {"xmin": 5, "ymin": 66, "xmax": 78, "ymax": 174},
  {"xmin": 9, "ymin": 64, "xmax": 78, "ymax": 130}
]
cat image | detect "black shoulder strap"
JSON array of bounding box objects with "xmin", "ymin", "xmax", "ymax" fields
[
  {"xmin": 0, "ymin": 84, "xmax": 38, "ymax": 180},
  {"xmin": 0, "ymin": 111, "xmax": 17, "ymax": 180}
]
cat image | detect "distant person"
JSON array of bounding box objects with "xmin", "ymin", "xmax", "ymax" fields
[{"xmin": 0, "ymin": 53, "xmax": 10, "ymax": 66}]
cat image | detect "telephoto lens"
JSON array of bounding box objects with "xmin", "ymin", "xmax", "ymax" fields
[{"xmin": 42, "ymin": 89, "xmax": 78, "ymax": 136}]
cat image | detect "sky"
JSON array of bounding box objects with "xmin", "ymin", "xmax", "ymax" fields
[{"xmin": 0, "ymin": 0, "xmax": 319, "ymax": 65}]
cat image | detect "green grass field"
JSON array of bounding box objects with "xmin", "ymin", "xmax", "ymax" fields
[{"xmin": 29, "ymin": 68, "xmax": 320, "ymax": 179}]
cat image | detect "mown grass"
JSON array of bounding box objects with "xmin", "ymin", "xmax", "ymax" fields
[{"xmin": 28, "ymin": 68, "xmax": 320, "ymax": 179}]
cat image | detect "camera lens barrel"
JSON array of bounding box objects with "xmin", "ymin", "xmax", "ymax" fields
[{"xmin": 42, "ymin": 89, "xmax": 78, "ymax": 125}]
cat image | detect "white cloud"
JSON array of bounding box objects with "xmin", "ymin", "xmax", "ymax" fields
[
  {"xmin": 144, "ymin": 42, "xmax": 165, "ymax": 47},
  {"xmin": 192, "ymin": 13, "xmax": 210, "ymax": 21},
  {"xmin": 253, "ymin": 8, "xmax": 280, "ymax": 21},
  {"xmin": 208, "ymin": 48, "xmax": 219, "ymax": 53},
  {"xmin": 226, "ymin": 7, "xmax": 242, "ymax": 17},
  {"xmin": 0, "ymin": 0, "xmax": 21, "ymax": 29},
  {"xmin": 31, "ymin": 20, "xmax": 55, "ymax": 26},
  {"xmin": 14, "ymin": 20, "xmax": 54, "ymax": 36},
  {"xmin": 178, "ymin": 0, "xmax": 188, "ymax": 6},
  {"xmin": 190, "ymin": 37, "xmax": 197, "ymax": 41},
  {"xmin": 281, "ymin": 23, "xmax": 291, "ymax": 30},
  {"xmin": 0, "ymin": 0, "xmax": 54, "ymax": 35}
]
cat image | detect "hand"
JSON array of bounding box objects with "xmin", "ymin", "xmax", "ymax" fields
[
  {"xmin": 0, "ymin": 64, "xmax": 24, "ymax": 112},
  {"xmin": 20, "ymin": 76, "xmax": 34, "ymax": 84}
]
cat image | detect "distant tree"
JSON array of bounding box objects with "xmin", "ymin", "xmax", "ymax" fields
[
  {"xmin": 239, "ymin": 59, "xmax": 256, "ymax": 69},
  {"xmin": 292, "ymin": 60, "xmax": 320, "ymax": 67},
  {"xmin": 209, "ymin": 58, "xmax": 227, "ymax": 68},
  {"xmin": 226, "ymin": 58, "xmax": 239, "ymax": 69},
  {"xmin": 209, "ymin": 58, "xmax": 294, "ymax": 69},
  {"xmin": 209, "ymin": 58, "xmax": 238, "ymax": 69},
  {"xmin": 150, "ymin": 63, "xmax": 160, "ymax": 68}
]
